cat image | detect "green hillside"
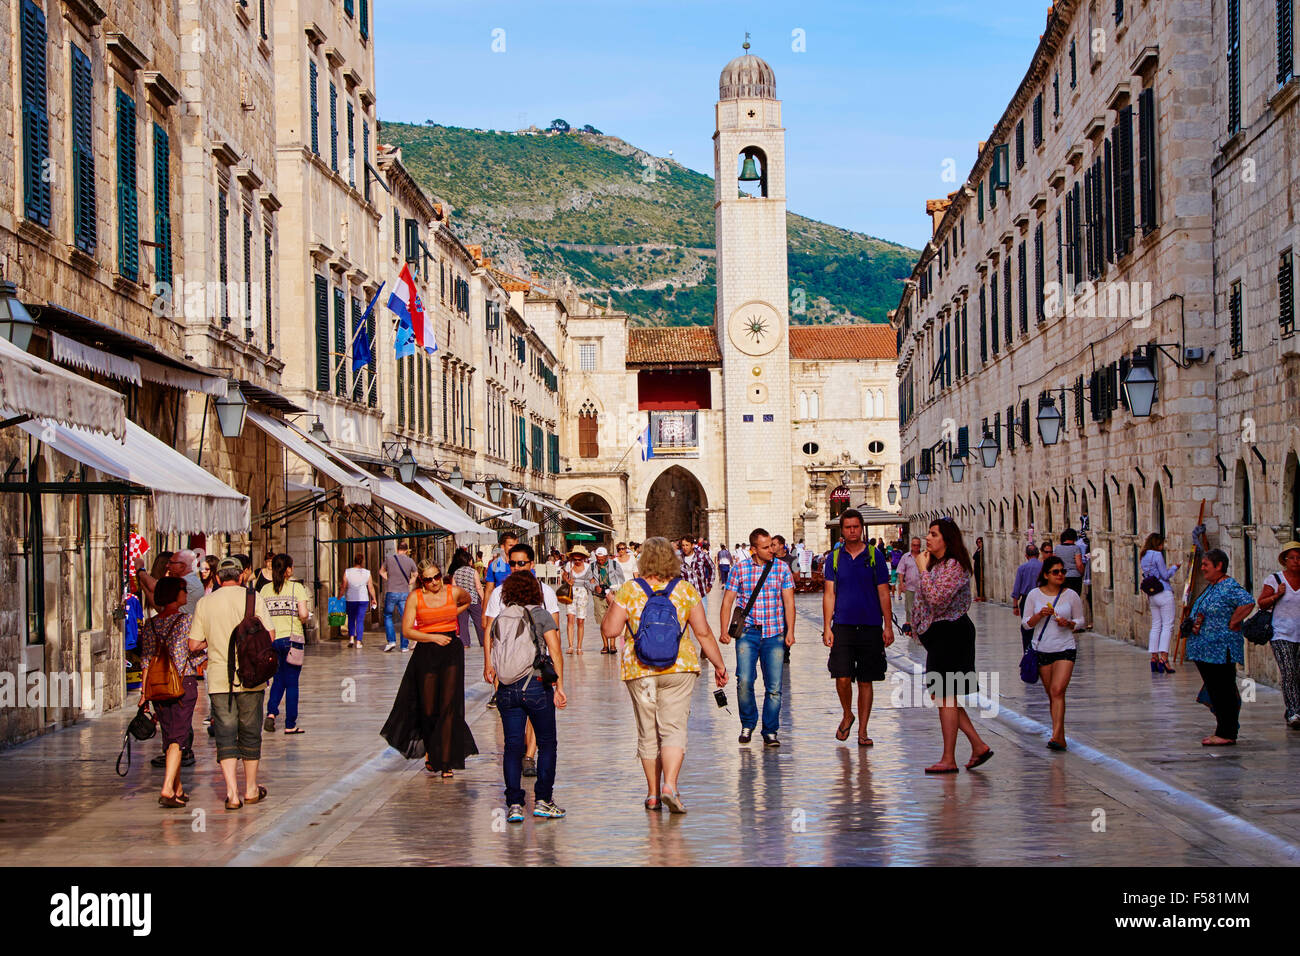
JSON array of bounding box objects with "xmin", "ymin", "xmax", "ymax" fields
[{"xmin": 380, "ymin": 121, "xmax": 917, "ymax": 327}]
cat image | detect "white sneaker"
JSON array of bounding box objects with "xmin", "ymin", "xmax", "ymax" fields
[
  {"xmin": 384, "ymin": 642, "xmax": 396, "ymax": 652},
  {"xmin": 355, "ymin": 641, "xmax": 363, "ymax": 649},
  {"xmin": 347, "ymin": 638, "xmax": 355, "ymax": 647},
  {"xmin": 401, "ymin": 644, "xmax": 411, "ymax": 652}
]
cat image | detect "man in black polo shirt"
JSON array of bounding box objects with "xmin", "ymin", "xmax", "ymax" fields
[{"xmin": 822, "ymin": 509, "xmax": 894, "ymax": 747}]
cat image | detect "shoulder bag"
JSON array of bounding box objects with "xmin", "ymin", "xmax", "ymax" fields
[
  {"xmin": 1018, "ymin": 591, "xmax": 1056, "ymax": 684},
  {"xmin": 141, "ymin": 617, "xmax": 185, "ymax": 703},
  {"xmin": 1243, "ymin": 574, "xmax": 1280, "ymax": 646},
  {"xmin": 728, "ymin": 561, "xmax": 773, "ymax": 640}
]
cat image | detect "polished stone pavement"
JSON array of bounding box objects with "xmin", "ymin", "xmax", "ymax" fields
[{"xmin": 2, "ymin": 595, "xmax": 1299, "ymax": 866}]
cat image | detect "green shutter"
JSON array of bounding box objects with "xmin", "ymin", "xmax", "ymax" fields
[
  {"xmin": 309, "ymin": 62, "xmax": 319, "ymax": 155},
  {"xmin": 366, "ymin": 298, "xmax": 377, "ymax": 407},
  {"xmin": 351, "ymin": 296, "xmax": 363, "ymax": 401},
  {"xmin": 315, "ymin": 276, "xmax": 330, "ymax": 391},
  {"xmin": 153, "ymin": 124, "xmax": 172, "ymax": 287},
  {"xmin": 116, "ymin": 89, "xmax": 138, "ymax": 282},
  {"xmin": 347, "ymin": 102, "xmax": 355, "ymax": 187},
  {"xmin": 21, "ymin": 0, "xmax": 51, "ymax": 227},
  {"xmin": 329, "ymin": 82, "xmax": 338, "ymax": 171},
  {"xmin": 362, "ymin": 121, "xmax": 370, "ymax": 201},
  {"xmin": 1280, "ymin": 0, "xmax": 1295, "ymax": 84},
  {"xmin": 243, "ymin": 209, "xmax": 253, "ymax": 324},
  {"xmin": 334, "ymin": 287, "xmax": 346, "ymax": 395},
  {"xmin": 360, "ymin": 0, "xmax": 369, "ymax": 39},
  {"xmin": 264, "ymin": 229, "xmax": 274, "ymax": 351},
  {"xmin": 397, "ymin": 355, "xmax": 406, "ymax": 428},
  {"xmin": 218, "ymin": 186, "xmax": 229, "ymax": 323},
  {"xmin": 71, "ymin": 44, "xmax": 95, "ymax": 252},
  {"xmin": 519, "ymin": 415, "xmax": 527, "ymax": 466}
]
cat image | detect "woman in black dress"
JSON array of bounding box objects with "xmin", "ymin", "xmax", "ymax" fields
[{"xmin": 381, "ymin": 559, "xmax": 476, "ymax": 776}]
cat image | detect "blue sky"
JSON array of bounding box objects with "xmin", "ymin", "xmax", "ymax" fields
[{"xmin": 374, "ymin": 0, "xmax": 1051, "ymax": 251}]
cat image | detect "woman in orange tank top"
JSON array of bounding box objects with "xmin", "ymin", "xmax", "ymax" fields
[{"xmin": 381, "ymin": 559, "xmax": 476, "ymax": 776}]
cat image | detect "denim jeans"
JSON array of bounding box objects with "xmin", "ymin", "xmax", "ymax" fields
[
  {"xmin": 496, "ymin": 676, "xmax": 557, "ymax": 805},
  {"xmin": 266, "ymin": 637, "xmax": 301, "ymax": 729},
  {"xmin": 383, "ymin": 591, "xmax": 407, "ymax": 648},
  {"xmin": 735, "ymin": 625, "xmax": 785, "ymax": 735}
]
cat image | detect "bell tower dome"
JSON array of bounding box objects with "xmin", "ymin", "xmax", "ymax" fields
[{"xmin": 714, "ymin": 39, "xmax": 792, "ymax": 546}]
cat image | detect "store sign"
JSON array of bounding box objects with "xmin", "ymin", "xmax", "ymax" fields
[{"xmin": 830, "ymin": 485, "xmax": 852, "ymax": 501}]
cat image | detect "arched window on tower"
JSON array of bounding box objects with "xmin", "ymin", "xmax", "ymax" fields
[
  {"xmin": 737, "ymin": 146, "xmax": 768, "ymax": 198},
  {"xmin": 809, "ymin": 391, "xmax": 819, "ymax": 419},
  {"xmin": 578, "ymin": 401, "xmax": 599, "ymax": 459},
  {"xmin": 798, "ymin": 391, "xmax": 808, "ymax": 419},
  {"xmin": 863, "ymin": 390, "xmax": 875, "ymax": 419}
]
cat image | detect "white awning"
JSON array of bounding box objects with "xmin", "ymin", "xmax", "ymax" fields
[
  {"xmin": 368, "ymin": 475, "xmax": 485, "ymax": 535},
  {"xmin": 18, "ymin": 417, "xmax": 248, "ymax": 533},
  {"xmin": 0, "ymin": 335, "xmax": 126, "ymax": 440},
  {"xmin": 414, "ymin": 477, "xmax": 509, "ymax": 545},
  {"xmin": 424, "ymin": 474, "xmax": 512, "ymax": 519},
  {"xmin": 246, "ymin": 409, "xmax": 371, "ymax": 507},
  {"xmin": 516, "ymin": 490, "xmax": 614, "ymax": 533}
]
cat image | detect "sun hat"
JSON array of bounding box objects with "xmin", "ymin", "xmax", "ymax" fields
[
  {"xmin": 1280, "ymin": 541, "xmax": 1300, "ymax": 563},
  {"xmin": 568, "ymin": 544, "xmax": 590, "ymax": 558}
]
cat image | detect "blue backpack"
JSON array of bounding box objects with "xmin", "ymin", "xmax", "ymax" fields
[{"xmin": 631, "ymin": 577, "xmax": 684, "ymax": 669}]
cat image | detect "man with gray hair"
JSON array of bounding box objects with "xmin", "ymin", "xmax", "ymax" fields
[
  {"xmin": 894, "ymin": 537, "xmax": 923, "ymax": 635},
  {"xmin": 188, "ymin": 556, "xmax": 275, "ymax": 810}
]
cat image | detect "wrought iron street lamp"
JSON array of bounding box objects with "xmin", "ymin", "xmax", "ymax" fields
[
  {"xmin": 916, "ymin": 472, "xmax": 931, "ymax": 495},
  {"xmin": 213, "ymin": 380, "xmax": 247, "ymax": 439},
  {"xmin": 1122, "ymin": 351, "xmax": 1158, "ymax": 418},
  {"xmin": 308, "ymin": 418, "xmax": 330, "ymax": 444},
  {"xmin": 488, "ymin": 479, "xmax": 505, "ymax": 504},
  {"xmin": 899, "ymin": 477, "xmax": 912, "ymax": 500},
  {"xmin": 1036, "ymin": 395, "xmax": 1063, "ymax": 446},
  {"xmin": 0, "ymin": 280, "xmax": 36, "ymax": 352},
  {"xmin": 887, "ymin": 483, "xmax": 897, "ymax": 505},
  {"xmin": 948, "ymin": 456, "xmax": 966, "ymax": 483},
  {"xmin": 975, "ymin": 430, "xmax": 999, "ymax": 469},
  {"xmin": 448, "ymin": 465, "xmax": 464, "ymax": 489}
]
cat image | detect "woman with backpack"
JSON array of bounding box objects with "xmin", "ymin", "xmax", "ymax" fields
[
  {"xmin": 139, "ymin": 577, "xmax": 198, "ymax": 808},
  {"xmin": 600, "ymin": 537, "xmax": 729, "ymax": 814},
  {"xmin": 1139, "ymin": 533, "xmax": 1180, "ymax": 674},
  {"xmin": 260, "ymin": 554, "xmax": 310, "ymax": 734},
  {"xmin": 382, "ymin": 559, "xmax": 477, "ymax": 777},
  {"xmin": 484, "ymin": 571, "xmax": 567, "ymax": 821}
]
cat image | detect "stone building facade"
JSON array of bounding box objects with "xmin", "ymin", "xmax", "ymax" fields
[{"xmin": 893, "ymin": 0, "xmax": 1300, "ymax": 683}]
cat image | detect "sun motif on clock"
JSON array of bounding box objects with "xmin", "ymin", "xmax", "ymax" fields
[{"xmin": 727, "ymin": 301, "xmax": 781, "ymax": 356}]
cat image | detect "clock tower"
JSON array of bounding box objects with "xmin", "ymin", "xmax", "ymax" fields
[{"xmin": 714, "ymin": 43, "xmax": 793, "ymax": 546}]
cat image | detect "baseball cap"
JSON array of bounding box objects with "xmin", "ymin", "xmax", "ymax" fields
[
  {"xmin": 218, "ymin": 556, "xmax": 243, "ymax": 572},
  {"xmin": 595, "ymin": 547, "xmax": 608, "ymax": 556}
]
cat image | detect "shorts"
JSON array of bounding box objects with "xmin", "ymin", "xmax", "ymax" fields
[
  {"xmin": 625, "ymin": 671, "xmax": 697, "ymax": 759},
  {"xmin": 567, "ymin": 587, "xmax": 589, "ymax": 618},
  {"xmin": 827, "ymin": 624, "xmax": 887, "ymax": 682},
  {"xmin": 1035, "ymin": 648, "xmax": 1077, "ymax": 666}
]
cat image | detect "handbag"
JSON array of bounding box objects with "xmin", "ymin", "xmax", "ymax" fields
[
  {"xmin": 286, "ymin": 639, "xmax": 306, "ymax": 666},
  {"xmin": 728, "ymin": 561, "xmax": 773, "ymax": 640},
  {"xmin": 555, "ymin": 580, "xmax": 573, "ymax": 605},
  {"xmin": 141, "ymin": 617, "xmax": 184, "ymax": 703},
  {"xmin": 1140, "ymin": 574, "xmax": 1164, "ymax": 596},
  {"xmin": 116, "ymin": 704, "xmax": 157, "ymax": 776},
  {"xmin": 1242, "ymin": 574, "xmax": 1280, "ymax": 646},
  {"xmin": 1018, "ymin": 594, "xmax": 1056, "ymax": 684},
  {"xmin": 327, "ymin": 596, "xmax": 347, "ymax": 627}
]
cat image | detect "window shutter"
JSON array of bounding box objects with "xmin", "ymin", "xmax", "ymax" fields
[
  {"xmin": 334, "ymin": 287, "xmax": 346, "ymax": 396},
  {"xmin": 362, "ymin": 121, "xmax": 370, "ymax": 201},
  {"xmin": 1116, "ymin": 105, "xmax": 1136, "ymax": 252},
  {"xmin": 1015, "ymin": 119, "xmax": 1025, "ymax": 168},
  {"xmin": 993, "ymin": 412, "xmax": 1001, "ymax": 448},
  {"xmin": 367, "ymin": 298, "xmax": 377, "ymax": 407},
  {"xmin": 1281, "ymin": 250, "xmax": 1296, "ymax": 337},
  {"xmin": 393, "ymin": 208, "xmax": 400, "ymax": 255},
  {"xmin": 990, "ymin": 274, "xmax": 999, "ymax": 354},
  {"xmin": 217, "ymin": 185, "xmax": 229, "ymax": 323},
  {"xmin": 351, "ymin": 296, "xmax": 363, "ymax": 401},
  {"xmin": 315, "ymin": 276, "xmax": 330, "ymax": 391},
  {"xmin": 979, "ymin": 284, "xmax": 988, "ymax": 363},
  {"xmin": 1053, "ymin": 71, "xmax": 1060, "ymax": 115},
  {"xmin": 1003, "ymin": 258, "xmax": 1013, "ymax": 343},
  {"xmin": 1017, "ymin": 240, "xmax": 1028, "ymax": 334},
  {"xmin": 1032, "ymin": 93, "xmax": 1043, "ymax": 146},
  {"xmin": 1082, "ymin": 167, "xmax": 1095, "ymax": 279},
  {"xmin": 921, "ymin": 447, "xmax": 933, "ymax": 475},
  {"xmin": 1006, "ymin": 405, "xmax": 1016, "ymax": 450},
  {"xmin": 397, "ymin": 350, "xmax": 406, "ymax": 429},
  {"xmin": 360, "ymin": 0, "xmax": 369, "ymax": 40},
  {"xmin": 1020, "ymin": 399, "xmax": 1031, "ymax": 445},
  {"xmin": 21, "ymin": 0, "xmax": 51, "ymax": 227},
  {"xmin": 1230, "ymin": 280, "xmax": 1244, "ymax": 357},
  {"xmin": 309, "ymin": 62, "xmax": 319, "ymax": 155},
  {"xmin": 960, "ymin": 303, "xmax": 969, "ymax": 376},
  {"xmin": 1281, "ymin": 0, "xmax": 1295, "ymax": 84},
  {"xmin": 1069, "ymin": 38, "xmax": 1077, "ymax": 88},
  {"xmin": 405, "ymin": 219, "xmax": 419, "ymax": 265},
  {"xmin": 1103, "ymin": 137, "xmax": 1116, "ymax": 263},
  {"xmin": 1138, "ymin": 86, "xmax": 1158, "ymax": 234},
  {"xmin": 1055, "ymin": 208, "xmax": 1064, "ymax": 292},
  {"xmin": 116, "ymin": 89, "xmax": 139, "ymax": 282},
  {"xmin": 1228, "ymin": 0, "xmax": 1242, "ymax": 134},
  {"xmin": 329, "ymin": 82, "xmax": 338, "ymax": 171},
  {"xmin": 1071, "ymin": 182, "xmax": 1084, "ymax": 281},
  {"xmin": 1075, "ymin": 374, "xmax": 1085, "ymax": 428},
  {"xmin": 153, "ymin": 124, "xmax": 172, "ymax": 288},
  {"xmin": 71, "ymin": 44, "xmax": 96, "ymax": 253},
  {"xmin": 243, "ymin": 208, "xmax": 253, "ymax": 325},
  {"xmin": 264, "ymin": 229, "xmax": 274, "ymax": 351},
  {"xmin": 346, "ymin": 101, "xmax": 355, "ymax": 187},
  {"xmin": 957, "ymin": 426, "xmax": 969, "ymax": 458},
  {"xmin": 1034, "ymin": 223, "xmax": 1045, "ymax": 322}
]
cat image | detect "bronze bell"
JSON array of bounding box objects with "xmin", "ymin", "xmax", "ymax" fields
[{"xmin": 738, "ymin": 154, "xmax": 761, "ymax": 182}]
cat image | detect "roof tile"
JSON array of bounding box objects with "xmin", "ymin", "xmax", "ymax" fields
[
  {"xmin": 626, "ymin": 327, "xmax": 722, "ymax": 367},
  {"xmin": 788, "ymin": 325, "xmax": 896, "ymax": 360}
]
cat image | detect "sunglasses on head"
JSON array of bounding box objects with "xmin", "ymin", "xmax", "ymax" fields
[{"xmin": 508, "ymin": 559, "xmax": 530, "ymax": 567}]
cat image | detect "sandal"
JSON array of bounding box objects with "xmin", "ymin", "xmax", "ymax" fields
[
  {"xmin": 284, "ymin": 726, "xmax": 305, "ymax": 734},
  {"xmin": 158, "ymin": 794, "xmax": 186, "ymax": 808},
  {"xmin": 441, "ymin": 770, "xmax": 455, "ymax": 779},
  {"xmin": 660, "ymin": 787, "xmax": 687, "ymax": 814},
  {"xmin": 244, "ymin": 785, "xmax": 268, "ymax": 805},
  {"xmin": 224, "ymin": 797, "xmax": 243, "ymax": 811},
  {"xmin": 924, "ymin": 763, "xmax": 959, "ymax": 774},
  {"xmin": 835, "ymin": 714, "xmax": 855, "ymax": 741},
  {"xmin": 857, "ymin": 736, "xmax": 874, "ymax": 747},
  {"xmin": 966, "ymin": 747, "xmax": 995, "ymax": 768},
  {"xmin": 644, "ymin": 796, "xmax": 662, "ymax": 811}
]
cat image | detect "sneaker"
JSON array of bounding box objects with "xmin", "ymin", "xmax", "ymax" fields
[
  {"xmin": 738, "ymin": 727, "xmax": 753, "ymax": 744},
  {"xmin": 533, "ymin": 799, "xmax": 566, "ymax": 819},
  {"xmin": 487, "ymin": 692, "xmax": 498, "ymax": 709},
  {"xmin": 354, "ymin": 641, "xmax": 362, "ymax": 649},
  {"xmin": 762, "ymin": 733, "xmax": 781, "ymax": 748},
  {"xmin": 522, "ymin": 756, "xmax": 538, "ymax": 777},
  {"xmin": 1288, "ymin": 713, "xmax": 1300, "ymax": 729},
  {"xmin": 401, "ymin": 644, "xmax": 411, "ymax": 652},
  {"xmin": 347, "ymin": 638, "xmax": 355, "ymax": 647},
  {"xmin": 384, "ymin": 642, "xmax": 396, "ymax": 652},
  {"xmin": 264, "ymin": 715, "xmax": 276, "ymax": 732},
  {"xmin": 506, "ymin": 804, "xmax": 526, "ymax": 823}
]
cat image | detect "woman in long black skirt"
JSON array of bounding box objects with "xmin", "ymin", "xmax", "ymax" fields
[
  {"xmin": 913, "ymin": 517, "xmax": 993, "ymax": 774},
  {"xmin": 381, "ymin": 559, "xmax": 476, "ymax": 776}
]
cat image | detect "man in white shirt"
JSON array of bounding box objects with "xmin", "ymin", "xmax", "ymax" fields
[
  {"xmin": 482, "ymin": 542, "xmax": 558, "ymax": 778},
  {"xmin": 895, "ymin": 537, "xmax": 923, "ymax": 635}
]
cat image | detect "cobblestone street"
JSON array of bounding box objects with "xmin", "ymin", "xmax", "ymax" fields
[{"xmin": 2, "ymin": 595, "xmax": 1298, "ymax": 866}]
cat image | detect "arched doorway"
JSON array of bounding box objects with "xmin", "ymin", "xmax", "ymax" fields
[
  {"xmin": 645, "ymin": 466, "xmax": 708, "ymax": 543},
  {"xmin": 564, "ymin": 492, "xmax": 614, "ymax": 551}
]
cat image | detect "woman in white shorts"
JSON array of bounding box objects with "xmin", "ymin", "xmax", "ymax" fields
[{"xmin": 563, "ymin": 546, "xmax": 595, "ymax": 654}]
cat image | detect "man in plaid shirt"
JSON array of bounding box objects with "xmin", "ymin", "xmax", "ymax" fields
[
  {"xmin": 678, "ymin": 536, "xmax": 715, "ymax": 615},
  {"xmin": 719, "ymin": 528, "xmax": 796, "ymax": 747}
]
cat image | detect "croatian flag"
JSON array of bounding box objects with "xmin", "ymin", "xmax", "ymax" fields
[{"xmin": 389, "ymin": 263, "xmax": 435, "ymax": 355}]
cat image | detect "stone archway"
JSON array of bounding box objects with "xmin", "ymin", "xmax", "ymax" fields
[
  {"xmin": 565, "ymin": 492, "xmax": 614, "ymax": 551},
  {"xmin": 645, "ymin": 466, "xmax": 708, "ymax": 542}
]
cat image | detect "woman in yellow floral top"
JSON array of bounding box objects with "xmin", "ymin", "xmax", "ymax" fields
[{"xmin": 602, "ymin": 537, "xmax": 728, "ymax": 814}]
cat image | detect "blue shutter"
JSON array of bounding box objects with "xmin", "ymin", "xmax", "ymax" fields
[
  {"xmin": 315, "ymin": 276, "xmax": 330, "ymax": 390},
  {"xmin": 21, "ymin": 0, "xmax": 51, "ymax": 227},
  {"xmin": 309, "ymin": 62, "xmax": 319, "ymax": 155},
  {"xmin": 360, "ymin": 0, "xmax": 369, "ymax": 40},
  {"xmin": 153, "ymin": 124, "xmax": 172, "ymax": 288},
  {"xmin": 71, "ymin": 44, "xmax": 96, "ymax": 252},
  {"xmin": 116, "ymin": 89, "xmax": 139, "ymax": 282}
]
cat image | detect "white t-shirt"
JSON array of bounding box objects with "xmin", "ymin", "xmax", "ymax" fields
[
  {"xmin": 484, "ymin": 578, "xmax": 559, "ymax": 619},
  {"xmin": 1265, "ymin": 572, "xmax": 1300, "ymax": 643},
  {"xmin": 1021, "ymin": 587, "xmax": 1086, "ymax": 652},
  {"xmin": 343, "ymin": 566, "xmax": 372, "ymax": 602},
  {"xmin": 616, "ymin": 556, "xmax": 638, "ymax": 579}
]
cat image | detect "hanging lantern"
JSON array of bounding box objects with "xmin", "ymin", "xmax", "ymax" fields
[{"xmin": 213, "ymin": 381, "xmax": 247, "ymax": 439}]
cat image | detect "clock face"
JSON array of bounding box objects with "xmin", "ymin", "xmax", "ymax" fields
[{"xmin": 728, "ymin": 301, "xmax": 782, "ymax": 356}]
